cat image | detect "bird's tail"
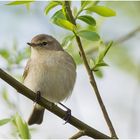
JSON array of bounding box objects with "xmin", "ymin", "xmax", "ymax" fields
[{"xmin": 28, "ymin": 104, "xmax": 45, "ymax": 125}]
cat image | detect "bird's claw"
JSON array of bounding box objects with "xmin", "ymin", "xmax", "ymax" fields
[
  {"xmin": 59, "ymin": 102, "xmax": 71, "ymax": 124},
  {"xmin": 63, "ymin": 109, "xmax": 71, "ymax": 124}
]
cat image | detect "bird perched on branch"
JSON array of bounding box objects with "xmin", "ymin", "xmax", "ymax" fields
[{"xmin": 23, "ymin": 34, "xmax": 76, "ymax": 125}]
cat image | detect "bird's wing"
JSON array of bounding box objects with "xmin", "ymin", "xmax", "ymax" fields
[{"xmin": 23, "ymin": 59, "xmax": 31, "ymax": 80}]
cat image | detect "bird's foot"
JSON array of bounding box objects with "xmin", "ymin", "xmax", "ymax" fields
[
  {"xmin": 63, "ymin": 108, "xmax": 71, "ymax": 124},
  {"xmin": 34, "ymin": 91, "xmax": 41, "ymax": 104},
  {"xmin": 59, "ymin": 102, "xmax": 71, "ymax": 124}
]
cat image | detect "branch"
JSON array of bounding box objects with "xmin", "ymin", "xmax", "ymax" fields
[
  {"xmin": 0, "ymin": 68, "xmax": 111, "ymax": 139},
  {"xmin": 64, "ymin": 1, "xmax": 118, "ymax": 138},
  {"xmin": 86, "ymin": 26, "xmax": 140, "ymax": 56},
  {"xmin": 114, "ymin": 26, "xmax": 140, "ymax": 45},
  {"xmin": 69, "ymin": 131, "xmax": 85, "ymax": 139}
]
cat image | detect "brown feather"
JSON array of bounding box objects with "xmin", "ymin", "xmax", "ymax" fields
[
  {"xmin": 28, "ymin": 104, "xmax": 45, "ymax": 125},
  {"xmin": 23, "ymin": 59, "xmax": 31, "ymax": 80}
]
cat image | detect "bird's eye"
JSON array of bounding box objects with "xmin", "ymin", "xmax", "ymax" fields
[{"xmin": 42, "ymin": 42, "xmax": 47, "ymax": 45}]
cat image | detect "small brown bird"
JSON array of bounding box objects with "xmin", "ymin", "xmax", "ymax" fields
[{"xmin": 23, "ymin": 34, "xmax": 76, "ymax": 125}]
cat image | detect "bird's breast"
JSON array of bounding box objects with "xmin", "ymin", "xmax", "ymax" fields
[{"xmin": 24, "ymin": 51, "xmax": 76, "ymax": 103}]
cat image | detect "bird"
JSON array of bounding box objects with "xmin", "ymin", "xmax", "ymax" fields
[{"xmin": 23, "ymin": 34, "xmax": 76, "ymax": 125}]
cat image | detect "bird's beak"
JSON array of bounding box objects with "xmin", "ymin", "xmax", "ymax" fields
[{"xmin": 27, "ymin": 42, "xmax": 36, "ymax": 47}]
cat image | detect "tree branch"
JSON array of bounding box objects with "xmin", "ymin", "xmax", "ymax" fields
[
  {"xmin": 0, "ymin": 68, "xmax": 111, "ymax": 139},
  {"xmin": 64, "ymin": 1, "xmax": 118, "ymax": 138},
  {"xmin": 86, "ymin": 26, "xmax": 140, "ymax": 56},
  {"xmin": 114, "ymin": 26, "xmax": 140, "ymax": 45},
  {"xmin": 69, "ymin": 130, "xmax": 85, "ymax": 139}
]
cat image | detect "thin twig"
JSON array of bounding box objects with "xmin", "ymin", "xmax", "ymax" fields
[
  {"xmin": 86, "ymin": 26, "xmax": 140, "ymax": 56},
  {"xmin": 69, "ymin": 130, "xmax": 85, "ymax": 139},
  {"xmin": 0, "ymin": 68, "xmax": 111, "ymax": 139},
  {"xmin": 64, "ymin": 1, "xmax": 118, "ymax": 138},
  {"xmin": 114, "ymin": 26, "xmax": 140, "ymax": 45}
]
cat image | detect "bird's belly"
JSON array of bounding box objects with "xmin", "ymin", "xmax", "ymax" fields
[{"xmin": 24, "ymin": 61, "xmax": 76, "ymax": 103}]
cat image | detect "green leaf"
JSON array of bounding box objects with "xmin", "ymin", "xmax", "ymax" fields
[
  {"xmin": 81, "ymin": 1, "xmax": 88, "ymax": 7},
  {"xmin": 81, "ymin": 1, "xmax": 92, "ymax": 8},
  {"xmin": 52, "ymin": 18, "xmax": 76, "ymax": 31},
  {"xmin": 14, "ymin": 113, "xmax": 30, "ymax": 139},
  {"xmin": 25, "ymin": 2, "xmax": 31, "ymax": 11},
  {"xmin": 91, "ymin": 42, "xmax": 112, "ymax": 72},
  {"xmin": 77, "ymin": 15, "xmax": 96, "ymax": 26},
  {"xmin": 61, "ymin": 35, "xmax": 75, "ymax": 48},
  {"xmin": 89, "ymin": 58, "xmax": 95, "ymax": 67},
  {"xmin": 51, "ymin": 10, "xmax": 76, "ymax": 31},
  {"xmin": 51, "ymin": 9, "xmax": 66, "ymax": 20},
  {"xmin": 44, "ymin": 1, "xmax": 61, "ymax": 15},
  {"xmin": 0, "ymin": 49, "xmax": 10, "ymax": 59},
  {"xmin": 0, "ymin": 118, "xmax": 11, "ymax": 126},
  {"xmin": 95, "ymin": 70, "xmax": 103, "ymax": 78},
  {"xmin": 6, "ymin": 1, "xmax": 34, "ymax": 6},
  {"xmin": 2, "ymin": 88, "xmax": 16, "ymax": 108},
  {"xmin": 93, "ymin": 61, "xmax": 109, "ymax": 71},
  {"xmin": 15, "ymin": 51, "xmax": 27, "ymax": 64},
  {"xmin": 95, "ymin": 62, "xmax": 109, "ymax": 67},
  {"xmin": 96, "ymin": 41, "xmax": 113, "ymax": 63},
  {"xmin": 77, "ymin": 30, "xmax": 100, "ymax": 41},
  {"xmin": 86, "ymin": 6, "xmax": 116, "ymax": 17},
  {"xmin": 2, "ymin": 88, "xmax": 9, "ymax": 103}
]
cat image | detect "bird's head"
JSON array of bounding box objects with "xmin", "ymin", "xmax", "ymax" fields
[{"xmin": 27, "ymin": 34, "xmax": 63, "ymax": 51}]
